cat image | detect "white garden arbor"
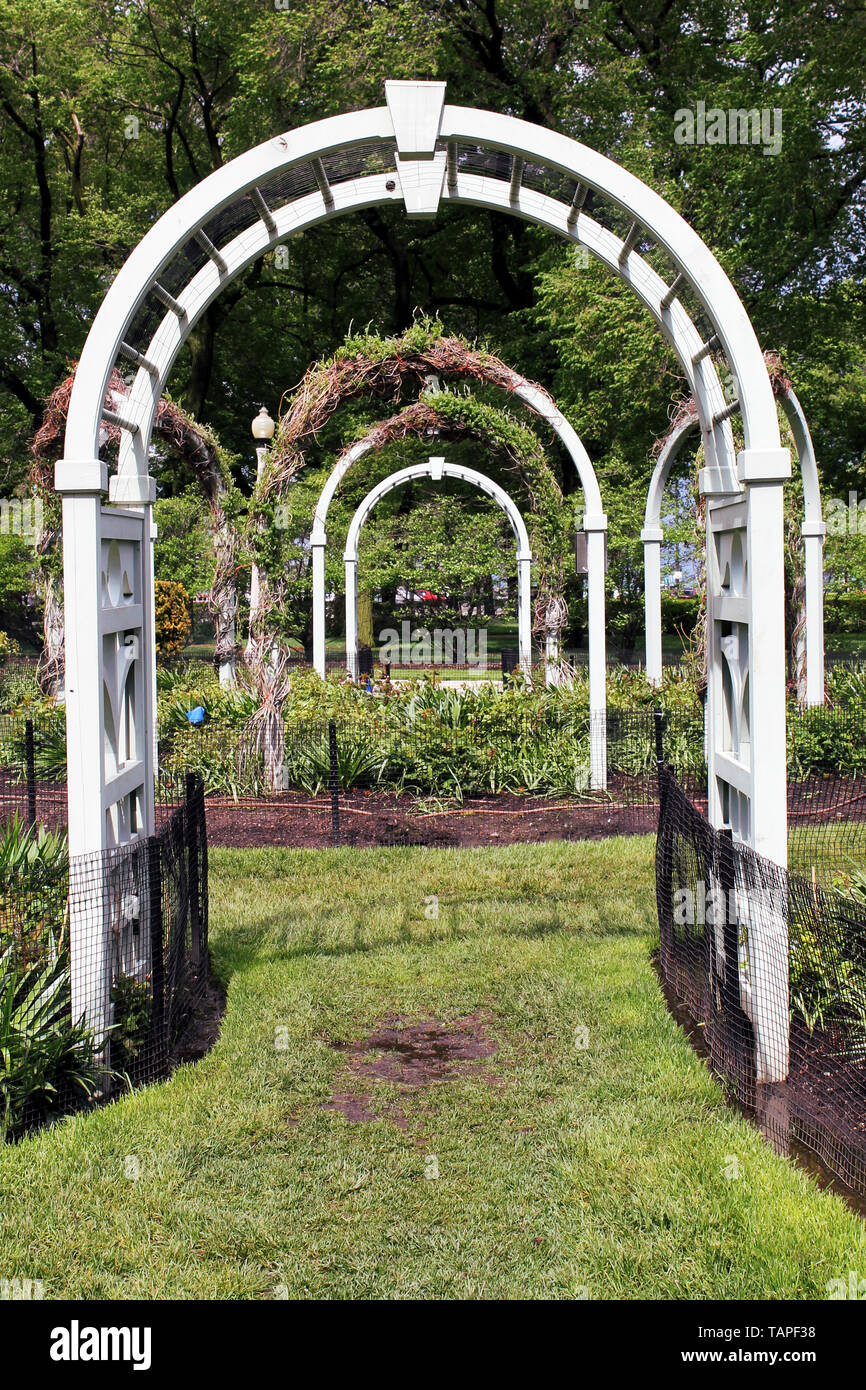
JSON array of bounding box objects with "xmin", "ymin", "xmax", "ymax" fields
[
  {"xmin": 310, "ymin": 367, "xmax": 607, "ymax": 711},
  {"xmin": 342, "ymin": 454, "xmax": 536, "ymax": 684},
  {"xmin": 58, "ymin": 78, "xmax": 792, "ymax": 878},
  {"xmin": 642, "ymin": 387, "xmax": 824, "ymax": 704},
  {"xmin": 56, "ymin": 77, "xmax": 795, "ymax": 1086}
]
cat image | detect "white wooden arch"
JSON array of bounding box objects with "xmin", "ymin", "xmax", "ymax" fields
[
  {"xmin": 310, "ymin": 372, "xmax": 606, "ymax": 718},
  {"xmin": 57, "ymin": 78, "xmax": 792, "ymax": 1084},
  {"xmin": 641, "ymin": 389, "xmax": 824, "ymax": 703},
  {"xmin": 343, "ymin": 456, "xmax": 532, "ymax": 677}
]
